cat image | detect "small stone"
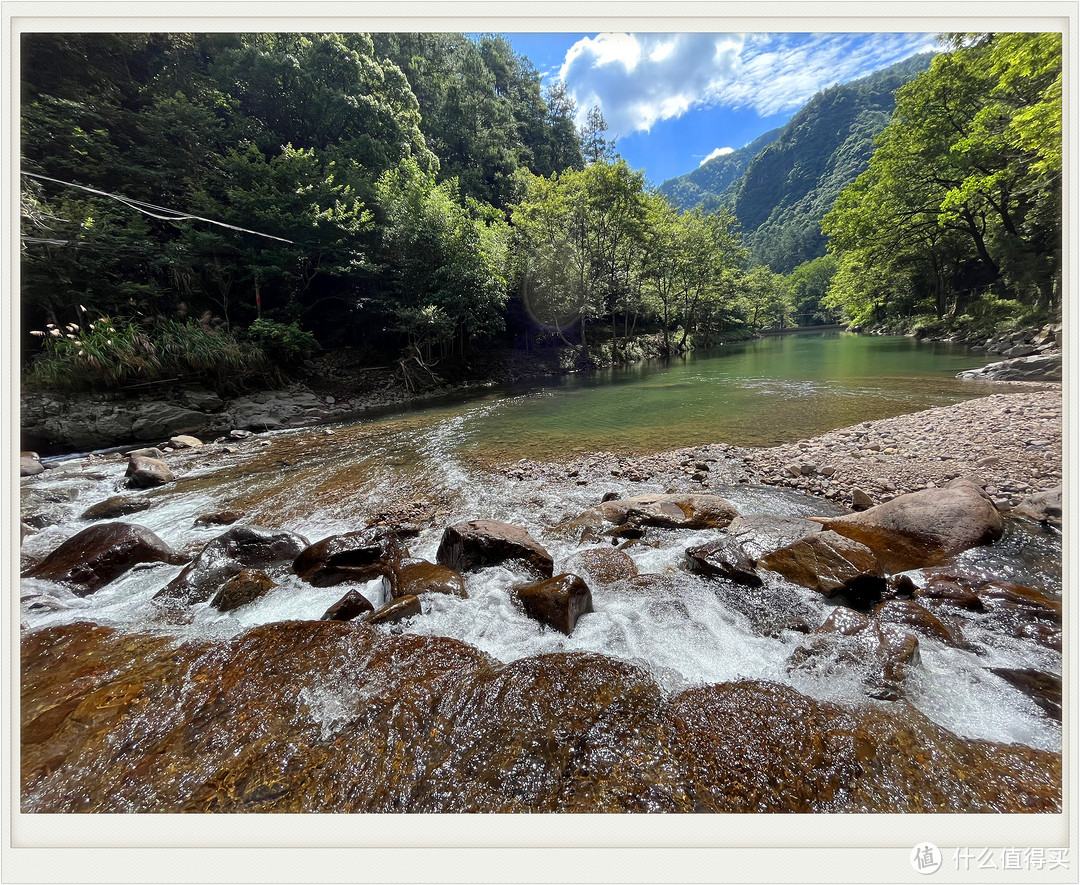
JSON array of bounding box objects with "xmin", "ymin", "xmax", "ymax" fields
[{"xmin": 851, "ymin": 489, "xmax": 874, "ymax": 511}]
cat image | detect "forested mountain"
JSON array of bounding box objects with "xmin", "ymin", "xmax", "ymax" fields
[
  {"xmin": 658, "ymin": 127, "xmax": 781, "ymax": 214},
  {"xmin": 660, "ymin": 53, "xmax": 933, "ymax": 273}
]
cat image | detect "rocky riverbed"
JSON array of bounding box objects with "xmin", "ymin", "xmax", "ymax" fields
[{"xmin": 18, "ymin": 385, "xmax": 1064, "ymax": 814}]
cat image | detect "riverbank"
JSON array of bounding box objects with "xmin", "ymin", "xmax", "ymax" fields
[{"xmin": 504, "ymin": 386, "xmax": 1062, "ymax": 521}]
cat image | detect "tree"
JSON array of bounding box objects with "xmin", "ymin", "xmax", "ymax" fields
[{"xmin": 580, "ymin": 106, "xmax": 617, "ymax": 165}]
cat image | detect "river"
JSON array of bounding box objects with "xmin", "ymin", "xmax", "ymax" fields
[{"xmin": 19, "ymin": 332, "xmax": 1062, "ymax": 812}]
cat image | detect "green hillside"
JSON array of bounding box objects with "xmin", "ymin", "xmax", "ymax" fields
[{"xmin": 660, "ymin": 53, "xmax": 933, "ymax": 273}]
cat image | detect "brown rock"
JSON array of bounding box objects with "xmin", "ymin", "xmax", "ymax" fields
[
  {"xmin": 209, "ymin": 569, "xmax": 277, "ymax": 612},
  {"xmin": 124, "ymin": 447, "xmax": 166, "ymax": 460},
  {"xmin": 597, "ymin": 493, "xmax": 740, "ymax": 531},
  {"xmin": 911, "ymin": 579, "xmax": 986, "ymax": 612},
  {"xmin": 293, "ymin": 528, "xmax": 406, "ymax": 587},
  {"xmin": 989, "ymin": 668, "xmax": 1062, "ymax": 722},
  {"xmin": 383, "ymin": 558, "xmax": 467, "ymax": 600},
  {"xmin": 684, "ymin": 537, "xmax": 762, "ymax": 586},
  {"xmin": 80, "ymin": 495, "xmax": 154, "ymax": 521},
  {"xmin": 169, "ymin": 435, "xmax": 203, "ymax": 449},
  {"xmin": 365, "ymin": 594, "xmax": 422, "ymax": 625},
  {"xmin": 513, "ymin": 573, "xmax": 594, "ymax": 635},
  {"xmin": 157, "ymin": 525, "xmax": 309, "ymax": 604},
  {"xmin": 125, "ymin": 455, "xmax": 175, "ymax": 489},
  {"xmin": 815, "ymin": 607, "xmax": 871, "ymax": 636},
  {"xmin": 23, "ymin": 522, "xmax": 185, "ymax": 595},
  {"xmin": 436, "ymin": 519, "xmax": 553, "ymax": 577},
  {"xmin": 814, "ymin": 478, "xmax": 1005, "ymax": 573},
  {"xmin": 561, "ymin": 547, "xmax": 638, "ymax": 586},
  {"xmin": 194, "ymin": 510, "xmax": 245, "ymax": 526},
  {"xmin": 321, "ymin": 589, "xmax": 375, "ymax": 621},
  {"xmin": 851, "ymin": 488, "xmax": 874, "ymax": 511},
  {"xmin": 873, "ymin": 599, "xmax": 968, "ymax": 649},
  {"xmin": 724, "ymin": 513, "xmax": 823, "ymax": 561},
  {"xmin": 758, "ymin": 530, "xmax": 884, "ymax": 599}
]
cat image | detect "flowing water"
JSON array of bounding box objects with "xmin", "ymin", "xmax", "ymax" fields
[{"xmin": 20, "ymin": 332, "xmax": 1062, "ymax": 799}]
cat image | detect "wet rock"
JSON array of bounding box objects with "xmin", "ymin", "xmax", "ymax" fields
[
  {"xmin": 724, "ymin": 513, "xmax": 823, "ymax": 560},
  {"xmin": 126, "ymin": 456, "xmax": 175, "ymax": 489},
  {"xmin": 81, "ymin": 495, "xmax": 154, "ymax": 521},
  {"xmin": 23, "ymin": 522, "xmax": 185, "ymax": 595},
  {"xmin": 157, "ymin": 525, "xmax": 309, "ymax": 604},
  {"xmin": 124, "ymin": 447, "xmax": 167, "ymax": 460},
  {"xmin": 758, "ymin": 530, "xmax": 884, "ymax": 600},
  {"xmin": 561, "ymin": 547, "xmax": 638, "ymax": 585},
  {"xmin": 20, "ymin": 456, "xmax": 44, "ymax": 477},
  {"xmin": 436, "ymin": 519, "xmax": 553, "ymax": 578},
  {"xmin": 684, "ymin": 537, "xmax": 762, "ymax": 587},
  {"xmin": 365, "ymin": 594, "xmax": 422, "ymax": 625},
  {"xmin": 169, "ymin": 435, "xmax": 203, "ymax": 449},
  {"xmin": 815, "ymin": 607, "xmax": 870, "ymax": 636},
  {"xmin": 194, "ymin": 509, "xmax": 245, "ymax": 526},
  {"xmin": 209, "ymin": 569, "xmax": 277, "ymax": 612},
  {"xmin": 320, "ymin": 589, "xmax": 375, "ymax": 621},
  {"xmin": 1011, "ymin": 486, "xmax": 1062, "ymax": 527},
  {"xmin": 513, "ymin": 573, "xmax": 594, "ymax": 635},
  {"xmin": 19, "ymin": 623, "xmax": 1060, "ymax": 813},
  {"xmin": 813, "ymin": 478, "xmax": 1004, "ymax": 573},
  {"xmin": 561, "ymin": 493, "xmax": 739, "ymax": 540},
  {"xmin": 667, "ymin": 680, "xmax": 1059, "ymax": 812},
  {"xmin": 912, "ymin": 580, "xmax": 986, "ymax": 613},
  {"xmin": 20, "ymin": 500, "xmax": 73, "ymax": 530},
  {"xmin": 873, "ymin": 598, "xmax": 968, "ymax": 649},
  {"xmin": 293, "ymin": 528, "xmax": 407, "ymax": 587},
  {"xmin": 383, "ymin": 558, "xmax": 467, "ymax": 600},
  {"xmin": 989, "ymin": 668, "xmax": 1062, "ymax": 722}
]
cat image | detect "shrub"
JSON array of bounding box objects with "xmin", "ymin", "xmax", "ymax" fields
[{"xmin": 243, "ymin": 318, "xmax": 321, "ymax": 368}]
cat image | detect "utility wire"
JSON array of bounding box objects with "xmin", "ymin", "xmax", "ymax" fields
[{"xmin": 21, "ymin": 171, "xmax": 297, "ymax": 244}]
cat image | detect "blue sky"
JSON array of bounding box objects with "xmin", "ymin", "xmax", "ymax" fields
[{"xmin": 504, "ymin": 32, "xmax": 941, "ymax": 185}]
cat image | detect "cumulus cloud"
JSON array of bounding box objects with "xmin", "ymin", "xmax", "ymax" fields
[
  {"xmin": 557, "ymin": 32, "xmax": 939, "ymax": 136},
  {"xmin": 699, "ymin": 147, "xmax": 734, "ymax": 166}
]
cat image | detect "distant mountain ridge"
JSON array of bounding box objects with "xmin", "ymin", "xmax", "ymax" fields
[{"xmin": 659, "ymin": 53, "xmax": 934, "ymax": 273}]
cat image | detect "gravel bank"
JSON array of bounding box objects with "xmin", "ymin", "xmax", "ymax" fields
[{"xmin": 733, "ymin": 388, "xmax": 1062, "ymax": 511}]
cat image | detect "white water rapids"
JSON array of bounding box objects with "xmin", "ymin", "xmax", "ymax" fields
[{"xmin": 20, "ymin": 399, "xmax": 1062, "ymax": 755}]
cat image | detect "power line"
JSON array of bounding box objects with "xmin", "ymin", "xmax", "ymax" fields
[{"xmin": 21, "ymin": 171, "xmax": 297, "ymax": 244}]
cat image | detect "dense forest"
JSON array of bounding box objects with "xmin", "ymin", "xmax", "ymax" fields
[{"xmin": 20, "ymin": 32, "xmax": 1062, "ymax": 395}]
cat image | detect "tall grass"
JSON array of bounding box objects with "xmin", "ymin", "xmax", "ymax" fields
[{"xmin": 25, "ymin": 308, "xmax": 285, "ymax": 394}]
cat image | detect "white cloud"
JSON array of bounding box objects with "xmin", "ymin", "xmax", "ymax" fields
[
  {"xmin": 556, "ymin": 32, "xmax": 940, "ymax": 136},
  {"xmin": 699, "ymin": 147, "xmax": 734, "ymax": 166}
]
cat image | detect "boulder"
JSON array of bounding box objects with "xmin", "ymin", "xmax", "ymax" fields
[
  {"xmin": 209, "ymin": 569, "xmax": 277, "ymax": 612},
  {"xmin": 365, "ymin": 594, "xmax": 422, "ymax": 625},
  {"xmin": 436, "ymin": 520, "xmax": 553, "ymax": 577},
  {"xmin": 815, "ymin": 607, "xmax": 870, "ymax": 636},
  {"xmin": 126, "ymin": 456, "xmax": 175, "ymax": 489},
  {"xmin": 513, "ymin": 573, "xmax": 594, "ymax": 635},
  {"xmin": 169, "ymin": 435, "xmax": 203, "ymax": 449},
  {"xmin": 125, "ymin": 447, "xmax": 167, "ymax": 460},
  {"xmin": 684, "ymin": 537, "xmax": 762, "ymax": 587},
  {"xmin": 23, "ymin": 522, "xmax": 185, "ymax": 596},
  {"xmin": 320, "ymin": 589, "xmax": 375, "ymax": 622},
  {"xmin": 81, "ymin": 495, "xmax": 154, "ymax": 521},
  {"xmin": 293, "ymin": 528, "xmax": 407, "ymax": 587},
  {"xmin": 873, "ymin": 598, "xmax": 968, "ymax": 649},
  {"xmin": 560, "ymin": 547, "xmax": 638, "ymax": 586},
  {"xmin": 383, "ymin": 558, "xmax": 467, "ymax": 600},
  {"xmin": 1011, "ymin": 486, "xmax": 1062, "ymax": 527},
  {"xmin": 194, "ymin": 510, "xmax": 245, "ymax": 526},
  {"xmin": 20, "ymin": 456, "xmax": 44, "ymax": 477},
  {"xmin": 957, "ymin": 353, "xmax": 1062, "ymax": 382},
  {"xmin": 812, "ymin": 478, "xmax": 1004, "ymax": 573},
  {"xmin": 157, "ymin": 525, "xmax": 309, "ymax": 604},
  {"xmin": 757, "ymin": 530, "xmax": 884, "ymax": 600},
  {"xmin": 599, "ymin": 493, "xmax": 740, "ymax": 532},
  {"xmin": 723, "ymin": 513, "xmax": 823, "ymax": 561}
]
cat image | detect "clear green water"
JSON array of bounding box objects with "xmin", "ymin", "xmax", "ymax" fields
[{"xmin": 366, "ymin": 331, "xmax": 1001, "ymax": 463}]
